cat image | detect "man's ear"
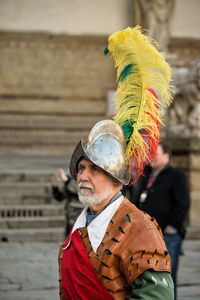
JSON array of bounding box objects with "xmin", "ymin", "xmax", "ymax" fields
[{"xmin": 165, "ymin": 153, "xmax": 170, "ymax": 162}]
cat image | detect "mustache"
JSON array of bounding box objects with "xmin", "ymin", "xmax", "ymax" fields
[{"xmin": 78, "ymin": 182, "xmax": 93, "ymax": 190}]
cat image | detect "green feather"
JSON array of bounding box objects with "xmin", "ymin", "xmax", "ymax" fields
[
  {"xmin": 121, "ymin": 121, "xmax": 133, "ymax": 140},
  {"xmin": 104, "ymin": 47, "xmax": 109, "ymax": 55},
  {"xmin": 117, "ymin": 64, "xmax": 133, "ymax": 82}
]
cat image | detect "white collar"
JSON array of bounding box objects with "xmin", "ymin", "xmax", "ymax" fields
[{"xmin": 66, "ymin": 195, "xmax": 124, "ymax": 252}]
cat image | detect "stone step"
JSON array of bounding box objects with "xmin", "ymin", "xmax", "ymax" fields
[
  {"xmin": 0, "ymin": 204, "xmax": 65, "ymax": 218},
  {"xmin": 0, "ymin": 98, "xmax": 105, "ymax": 115},
  {"xmin": 0, "ymin": 182, "xmax": 52, "ymax": 198},
  {"xmin": 0, "ymin": 172, "xmax": 54, "ymax": 183},
  {"xmin": 0, "ymin": 216, "xmax": 65, "ymax": 229},
  {"xmin": 0, "ymin": 155, "xmax": 68, "ymax": 174},
  {"xmin": 0, "ymin": 143, "xmax": 74, "ymax": 156},
  {"xmin": 0, "ymin": 227, "xmax": 64, "ymax": 242},
  {"xmin": 0, "ymin": 180, "xmax": 69, "ymax": 205},
  {"xmin": 0, "ymin": 196, "xmax": 53, "ymax": 205},
  {"xmin": 0, "ymin": 128, "xmax": 88, "ymax": 144},
  {"xmin": 186, "ymin": 226, "xmax": 200, "ymax": 240},
  {"xmin": 0, "ymin": 114, "xmax": 102, "ymax": 130}
]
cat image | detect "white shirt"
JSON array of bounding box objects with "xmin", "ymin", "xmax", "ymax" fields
[{"xmin": 64, "ymin": 195, "xmax": 124, "ymax": 252}]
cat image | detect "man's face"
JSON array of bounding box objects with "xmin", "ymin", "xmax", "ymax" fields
[
  {"xmin": 77, "ymin": 158, "xmax": 114, "ymax": 207},
  {"xmin": 150, "ymin": 145, "xmax": 169, "ymax": 171}
]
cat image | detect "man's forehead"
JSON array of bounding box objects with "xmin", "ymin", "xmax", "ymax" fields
[
  {"xmin": 78, "ymin": 158, "xmax": 94, "ymax": 167},
  {"xmin": 77, "ymin": 158, "xmax": 119, "ymax": 185},
  {"xmin": 78, "ymin": 158, "xmax": 105, "ymax": 174}
]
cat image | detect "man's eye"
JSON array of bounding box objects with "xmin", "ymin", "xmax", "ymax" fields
[
  {"xmin": 91, "ymin": 165, "xmax": 98, "ymax": 172},
  {"xmin": 78, "ymin": 165, "xmax": 84, "ymax": 173}
]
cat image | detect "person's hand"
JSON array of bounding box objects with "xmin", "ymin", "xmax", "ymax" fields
[
  {"xmin": 48, "ymin": 175, "xmax": 59, "ymax": 187},
  {"xmin": 164, "ymin": 225, "xmax": 177, "ymax": 234},
  {"xmin": 57, "ymin": 169, "xmax": 69, "ymax": 182}
]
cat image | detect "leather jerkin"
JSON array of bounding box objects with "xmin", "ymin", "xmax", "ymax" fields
[{"xmin": 59, "ymin": 198, "xmax": 171, "ymax": 299}]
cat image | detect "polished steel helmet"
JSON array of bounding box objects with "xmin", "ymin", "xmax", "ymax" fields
[{"xmin": 69, "ymin": 120, "xmax": 130, "ymax": 185}]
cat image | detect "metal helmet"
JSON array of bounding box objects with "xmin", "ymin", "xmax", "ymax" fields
[{"xmin": 69, "ymin": 120, "xmax": 130, "ymax": 185}]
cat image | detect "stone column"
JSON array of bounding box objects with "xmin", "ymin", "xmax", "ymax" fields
[
  {"xmin": 163, "ymin": 56, "xmax": 200, "ymax": 228},
  {"xmin": 134, "ymin": 0, "xmax": 176, "ymax": 51},
  {"xmin": 170, "ymin": 138, "xmax": 200, "ymax": 227},
  {"xmin": 188, "ymin": 139, "xmax": 200, "ymax": 227}
]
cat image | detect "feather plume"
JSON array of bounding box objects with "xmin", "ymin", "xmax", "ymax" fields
[{"xmin": 106, "ymin": 26, "xmax": 172, "ymax": 183}]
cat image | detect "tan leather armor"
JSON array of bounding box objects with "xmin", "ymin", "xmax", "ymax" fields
[
  {"xmin": 59, "ymin": 198, "xmax": 171, "ymax": 299},
  {"xmin": 79, "ymin": 198, "xmax": 170, "ymax": 299}
]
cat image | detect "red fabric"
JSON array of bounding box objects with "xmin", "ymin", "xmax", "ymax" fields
[
  {"xmin": 147, "ymin": 88, "xmax": 160, "ymax": 160},
  {"xmin": 61, "ymin": 229, "xmax": 114, "ymax": 300}
]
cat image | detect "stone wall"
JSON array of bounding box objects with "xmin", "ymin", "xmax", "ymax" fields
[
  {"xmin": 1, "ymin": 31, "xmax": 200, "ymax": 156},
  {"xmin": 169, "ymin": 37, "xmax": 200, "ymax": 66},
  {"xmin": 0, "ymin": 30, "xmax": 199, "ymax": 228},
  {"xmin": 0, "ymin": 31, "xmax": 115, "ymax": 156}
]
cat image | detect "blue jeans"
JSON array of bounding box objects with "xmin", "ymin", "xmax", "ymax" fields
[{"xmin": 164, "ymin": 233, "xmax": 182, "ymax": 300}]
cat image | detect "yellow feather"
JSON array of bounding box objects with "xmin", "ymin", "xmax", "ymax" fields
[{"xmin": 107, "ymin": 26, "xmax": 172, "ymax": 181}]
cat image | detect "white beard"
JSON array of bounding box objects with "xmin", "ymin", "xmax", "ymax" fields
[{"xmin": 78, "ymin": 182, "xmax": 112, "ymax": 207}]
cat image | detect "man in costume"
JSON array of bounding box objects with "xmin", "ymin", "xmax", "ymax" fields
[{"xmin": 59, "ymin": 26, "xmax": 174, "ymax": 299}]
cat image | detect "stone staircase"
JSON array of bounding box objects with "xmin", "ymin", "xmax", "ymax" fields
[
  {"xmin": 0, "ymin": 30, "xmax": 110, "ymax": 242},
  {"xmin": 1, "ymin": 156, "xmax": 200, "ymax": 243},
  {"xmin": 0, "ymin": 157, "xmax": 70, "ymax": 242}
]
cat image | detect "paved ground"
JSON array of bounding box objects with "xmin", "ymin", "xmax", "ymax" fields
[
  {"xmin": 0, "ymin": 242, "xmax": 60, "ymax": 300},
  {"xmin": 0, "ymin": 239, "xmax": 200, "ymax": 300},
  {"xmin": 177, "ymin": 240, "xmax": 200, "ymax": 299}
]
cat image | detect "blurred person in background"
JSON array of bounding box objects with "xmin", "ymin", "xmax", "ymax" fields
[
  {"xmin": 124, "ymin": 142, "xmax": 190, "ymax": 299},
  {"xmin": 49, "ymin": 168, "xmax": 82, "ymax": 237}
]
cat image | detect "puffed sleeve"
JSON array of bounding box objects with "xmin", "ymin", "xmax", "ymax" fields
[{"xmin": 130, "ymin": 270, "xmax": 174, "ymax": 300}]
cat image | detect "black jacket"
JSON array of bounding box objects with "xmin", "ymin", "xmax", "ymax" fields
[{"xmin": 128, "ymin": 165, "xmax": 190, "ymax": 238}]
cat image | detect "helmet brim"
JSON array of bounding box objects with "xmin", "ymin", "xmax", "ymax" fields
[{"xmin": 69, "ymin": 140, "xmax": 90, "ymax": 180}]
